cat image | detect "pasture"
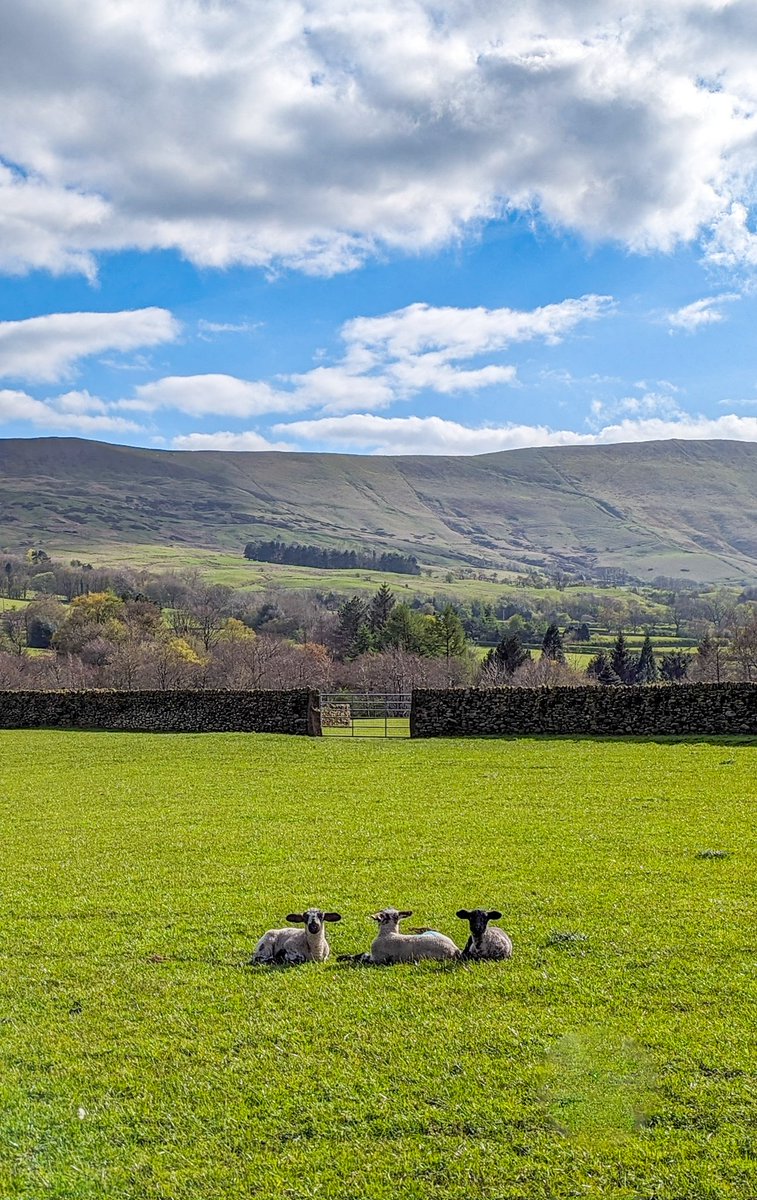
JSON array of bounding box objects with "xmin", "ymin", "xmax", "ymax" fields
[{"xmin": 0, "ymin": 731, "xmax": 754, "ymax": 1199}]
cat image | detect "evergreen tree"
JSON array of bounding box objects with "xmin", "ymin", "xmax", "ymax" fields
[
  {"xmin": 636, "ymin": 632, "xmax": 658, "ymax": 683},
  {"xmin": 368, "ymin": 582, "xmax": 395, "ymax": 632},
  {"xmin": 353, "ymin": 622, "xmax": 375, "ymax": 656},
  {"xmin": 485, "ymin": 632, "xmax": 531, "ymax": 677},
  {"xmin": 586, "ymin": 650, "xmax": 621, "ymax": 685},
  {"xmin": 435, "ymin": 606, "xmax": 467, "ymax": 660},
  {"xmin": 383, "ymin": 603, "xmax": 424, "ymax": 653},
  {"xmin": 541, "ymin": 623, "xmax": 565, "ymax": 663},
  {"xmin": 336, "ymin": 595, "xmax": 368, "ymax": 657},
  {"xmin": 660, "ymin": 650, "xmax": 690, "ymax": 682},
  {"xmin": 610, "ymin": 629, "xmax": 637, "ymax": 684},
  {"xmin": 576, "ymin": 622, "xmax": 591, "ymax": 642}
]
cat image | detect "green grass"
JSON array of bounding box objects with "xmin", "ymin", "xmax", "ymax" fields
[
  {"xmin": 0, "ymin": 731, "xmax": 755, "ymax": 1199},
  {"xmin": 322, "ymin": 717, "xmax": 411, "ymax": 738}
]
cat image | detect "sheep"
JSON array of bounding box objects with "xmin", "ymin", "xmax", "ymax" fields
[
  {"xmin": 368, "ymin": 908, "xmax": 460, "ymax": 964},
  {"xmin": 252, "ymin": 907, "xmax": 342, "ymax": 965},
  {"xmin": 456, "ymin": 908, "xmax": 513, "ymax": 961}
]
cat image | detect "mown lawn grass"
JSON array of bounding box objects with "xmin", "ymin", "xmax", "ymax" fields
[{"xmin": 0, "ymin": 731, "xmax": 754, "ymax": 1200}]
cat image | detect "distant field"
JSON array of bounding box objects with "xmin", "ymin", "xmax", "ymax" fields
[
  {"xmin": 0, "ymin": 730, "xmax": 754, "ymax": 1199},
  {"xmin": 46, "ymin": 540, "xmax": 674, "ymax": 616}
]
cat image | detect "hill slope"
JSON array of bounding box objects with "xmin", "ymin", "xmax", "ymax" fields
[{"xmin": 1, "ymin": 437, "xmax": 756, "ymax": 581}]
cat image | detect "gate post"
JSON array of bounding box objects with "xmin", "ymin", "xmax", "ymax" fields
[{"xmin": 307, "ymin": 691, "xmax": 323, "ymax": 737}]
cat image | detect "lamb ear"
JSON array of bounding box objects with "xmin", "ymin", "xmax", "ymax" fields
[
  {"xmin": 488, "ymin": 910, "xmax": 503, "ymax": 920},
  {"xmin": 398, "ymin": 910, "xmax": 413, "ymax": 919},
  {"xmin": 456, "ymin": 909, "xmax": 471, "ymax": 919},
  {"xmin": 286, "ymin": 913, "xmax": 305, "ymax": 923},
  {"xmin": 323, "ymin": 912, "xmax": 342, "ymax": 922}
]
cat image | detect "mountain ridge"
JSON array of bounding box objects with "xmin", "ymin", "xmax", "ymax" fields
[{"xmin": 1, "ymin": 437, "xmax": 756, "ymax": 582}]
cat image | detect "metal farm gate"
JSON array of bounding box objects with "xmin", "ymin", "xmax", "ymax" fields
[{"xmin": 319, "ymin": 692, "xmax": 411, "ymax": 738}]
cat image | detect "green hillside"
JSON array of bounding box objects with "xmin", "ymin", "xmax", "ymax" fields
[{"xmin": 1, "ymin": 437, "xmax": 756, "ymax": 582}]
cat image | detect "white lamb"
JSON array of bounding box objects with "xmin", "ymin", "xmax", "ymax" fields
[
  {"xmin": 368, "ymin": 908, "xmax": 460, "ymax": 964},
  {"xmin": 252, "ymin": 907, "xmax": 342, "ymax": 965}
]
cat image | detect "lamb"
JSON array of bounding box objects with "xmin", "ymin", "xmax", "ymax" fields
[
  {"xmin": 252, "ymin": 907, "xmax": 342, "ymax": 965},
  {"xmin": 368, "ymin": 908, "xmax": 460, "ymax": 964},
  {"xmin": 456, "ymin": 908, "xmax": 513, "ymax": 961}
]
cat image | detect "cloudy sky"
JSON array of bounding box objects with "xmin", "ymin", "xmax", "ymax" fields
[{"xmin": 2, "ymin": 0, "xmax": 757, "ymax": 455}]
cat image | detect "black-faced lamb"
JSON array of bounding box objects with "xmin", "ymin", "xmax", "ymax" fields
[
  {"xmin": 456, "ymin": 908, "xmax": 513, "ymax": 960},
  {"xmin": 252, "ymin": 907, "xmax": 342, "ymax": 965},
  {"xmin": 368, "ymin": 908, "xmax": 460, "ymax": 964}
]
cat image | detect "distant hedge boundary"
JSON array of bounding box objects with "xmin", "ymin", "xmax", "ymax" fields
[
  {"xmin": 411, "ymin": 683, "xmax": 757, "ymax": 737},
  {"xmin": 0, "ymin": 689, "xmax": 312, "ymax": 735}
]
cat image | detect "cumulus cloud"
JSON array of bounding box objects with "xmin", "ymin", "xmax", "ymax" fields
[
  {"xmin": 114, "ymin": 294, "xmax": 607, "ymax": 416},
  {"xmin": 0, "ymin": 387, "xmax": 142, "ymax": 433},
  {"xmin": 171, "ymin": 430, "xmax": 296, "ymax": 452},
  {"xmin": 2, "ymin": 2, "xmax": 757, "ymax": 274},
  {"xmin": 291, "ymin": 295, "xmax": 609, "ymax": 412},
  {"xmin": 273, "ymin": 411, "xmax": 757, "ymax": 455},
  {"xmin": 0, "ymin": 308, "xmax": 179, "ymax": 384},
  {"xmin": 667, "ymin": 293, "xmax": 741, "ymax": 332},
  {"xmin": 128, "ymin": 374, "xmax": 300, "ymax": 418}
]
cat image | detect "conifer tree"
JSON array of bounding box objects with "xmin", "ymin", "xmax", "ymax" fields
[
  {"xmin": 586, "ymin": 649, "xmax": 620, "ymax": 685},
  {"xmin": 435, "ymin": 605, "xmax": 467, "ymax": 660},
  {"xmin": 636, "ymin": 632, "xmax": 658, "ymax": 683},
  {"xmin": 541, "ymin": 623, "xmax": 565, "ymax": 663},
  {"xmin": 485, "ymin": 632, "xmax": 531, "ymax": 677},
  {"xmin": 368, "ymin": 582, "xmax": 395, "ymax": 631},
  {"xmin": 610, "ymin": 629, "xmax": 637, "ymax": 684}
]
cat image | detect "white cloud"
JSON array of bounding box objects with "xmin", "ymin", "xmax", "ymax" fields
[
  {"xmin": 130, "ymin": 374, "xmax": 299, "ymax": 417},
  {"xmin": 2, "ymin": 3, "xmax": 757, "ymax": 274},
  {"xmin": 197, "ymin": 319, "xmax": 261, "ymax": 338},
  {"xmin": 590, "ymin": 391, "xmax": 686, "ymax": 425},
  {"xmin": 290, "ymin": 294, "xmax": 610, "ymax": 411},
  {"xmin": 116, "ymin": 293, "xmax": 607, "ymax": 417},
  {"xmin": 667, "ymin": 293, "xmax": 741, "ymax": 332},
  {"xmin": 274, "ymin": 411, "xmax": 757, "ymax": 455},
  {"xmin": 171, "ymin": 430, "xmax": 296, "ymax": 452},
  {"xmin": 0, "ymin": 387, "xmax": 142, "ymax": 433},
  {"xmin": 0, "ymin": 308, "xmax": 179, "ymax": 383}
]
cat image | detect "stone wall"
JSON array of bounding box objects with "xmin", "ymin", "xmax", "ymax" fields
[
  {"xmin": 0, "ymin": 689, "xmax": 313, "ymax": 734},
  {"xmin": 410, "ymin": 683, "xmax": 757, "ymax": 738}
]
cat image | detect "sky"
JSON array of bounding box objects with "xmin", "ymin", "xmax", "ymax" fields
[{"xmin": 2, "ymin": 0, "xmax": 757, "ymax": 456}]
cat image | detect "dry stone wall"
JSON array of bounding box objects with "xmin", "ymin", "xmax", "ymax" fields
[
  {"xmin": 410, "ymin": 684, "xmax": 757, "ymax": 738},
  {"xmin": 0, "ymin": 689, "xmax": 312, "ymax": 734}
]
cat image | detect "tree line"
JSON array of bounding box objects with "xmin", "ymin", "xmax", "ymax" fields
[{"xmin": 243, "ymin": 540, "xmax": 420, "ymax": 575}]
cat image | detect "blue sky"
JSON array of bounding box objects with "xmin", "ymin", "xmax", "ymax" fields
[{"xmin": 2, "ymin": 1, "xmax": 757, "ymax": 455}]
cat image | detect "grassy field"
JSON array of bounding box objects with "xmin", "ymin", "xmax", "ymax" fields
[
  {"xmin": 322, "ymin": 716, "xmax": 411, "ymax": 738},
  {"xmin": 0, "ymin": 731, "xmax": 755, "ymax": 1199},
  {"xmin": 45, "ymin": 540, "xmax": 678, "ymax": 624}
]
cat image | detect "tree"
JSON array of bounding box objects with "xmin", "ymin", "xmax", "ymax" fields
[
  {"xmin": 336, "ymin": 596, "xmax": 368, "ymax": 658},
  {"xmin": 541, "ymin": 623, "xmax": 565, "ymax": 663},
  {"xmin": 635, "ymin": 633, "xmax": 658, "ymax": 684},
  {"xmin": 586, "ymin": 650, "xmax": 620, "ymax": 685},
  {"xmin": 368, "ymin": 583, "xmax": 395, "ymax": 632},
  {"xmin": 730, "ymin": 610, "xmax": 757, "ymax": 681},
  {"xmin": 660, "ymin": 650, "xmax": 690, "ymax": 682},
  {"xmin": 693, "ymin": 632, "xmax": 725, "ymax": 683},
  {"xmin": 484, "ymin": 633, "xmax": 531, "ymax": 678},
  {"xmin": 435, "ymin": 606, "xmax": 467, "ymax": 660},
  {"xmin": 610, "ymin": 630, "xmax": 637, "ymax": 684},
  {"xmin": 575, "ymin": 622, "xmax": 591, "ymax": 642}
]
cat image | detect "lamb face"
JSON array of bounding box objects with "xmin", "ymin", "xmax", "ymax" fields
[
  {"xmin": 457, "ymin": 908, "xmax": 512, "ymax": 960},
  {"xmin": 370, "ymin": 907, "xmax": 459, "ymax": 964},
  {"xmin": 253, "ymin": 906, "xmax": 342, "ymax": 965}
]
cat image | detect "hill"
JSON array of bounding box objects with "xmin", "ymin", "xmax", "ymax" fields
[{"xmin": 1, "ymin": 437, "xmax": 756, "ymax": 582}]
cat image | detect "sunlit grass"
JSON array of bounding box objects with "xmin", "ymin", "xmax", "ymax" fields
[{"xmin": 0, "ymin": 731, "xmax": 754, "ymax": 1199}]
